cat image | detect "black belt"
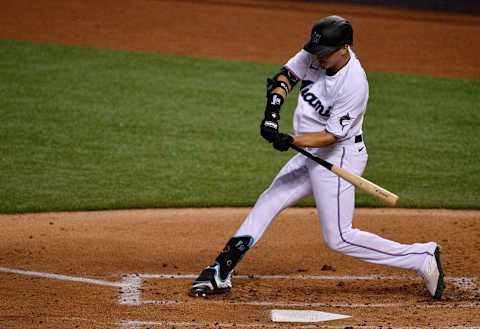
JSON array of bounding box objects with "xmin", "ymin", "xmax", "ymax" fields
[{"xmin": 354, "ymin": 135, "xmax": 363, "ymax": 143}]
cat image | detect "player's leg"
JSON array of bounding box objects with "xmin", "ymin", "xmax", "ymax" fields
[
  {"xmin": 309, "ymin": 145, "xmax": 445, "ymax": 299},
  {"xmin": 234, "ymin": 154, "xmax": 313, "ymax": 243},
  {"xmin": 190, "ymin": 153, "xmax": 313, "ymax": 296}
]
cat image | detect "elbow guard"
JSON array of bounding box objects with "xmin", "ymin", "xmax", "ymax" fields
[
  {"xmin": 266, "ymin": 67, "xmax": 299, "ymax": 97},
  {"xmin": 266, "ymin": 78, "xmax": 289, "ymax": 98},
  {"xmin": 277, "ymin": 67, "xmax": 300, "ymax": 90}
]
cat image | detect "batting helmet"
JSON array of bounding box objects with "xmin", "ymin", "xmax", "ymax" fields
[{"xmin": 304, "ymin": 15, "xmax": 353, "ymax": 57}]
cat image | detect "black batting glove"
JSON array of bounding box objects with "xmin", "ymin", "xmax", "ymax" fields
[{"xmin": 273, "ymin": 133, "xmax": 294, "ymax": 152}]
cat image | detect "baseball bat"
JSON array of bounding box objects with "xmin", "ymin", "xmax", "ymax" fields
[{"xmin": 289, "ymin": 144, "xmax": 399, "ymax": 206}]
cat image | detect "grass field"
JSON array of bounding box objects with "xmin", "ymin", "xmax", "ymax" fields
[{"xmin": 1, "ymin": 40, "xmax": 479, "ymax": 213}]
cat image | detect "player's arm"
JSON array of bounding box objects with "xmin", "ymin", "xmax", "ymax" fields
[
  {"xmin": 260, "ymin": 67, "xmax": 299, "ymax": 143},
  {"xmin": 292, "ymin": 131, "xmax": 337, "ymax": 147}
]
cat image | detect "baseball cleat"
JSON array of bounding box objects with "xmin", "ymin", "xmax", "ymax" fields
[
  {"xmin": 189, "ymin": 262, "xmax": 232, "ymax": 297},
  {"xmin": 418, "ymin": 246, "xmax": 445, "ymax": 299}
]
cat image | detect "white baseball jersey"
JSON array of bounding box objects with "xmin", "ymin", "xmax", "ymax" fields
[{"xmin": 285, "ymin": 48, "xmax": 368, "ymax": 142}]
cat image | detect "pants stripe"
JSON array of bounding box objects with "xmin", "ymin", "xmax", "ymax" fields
[{"xmin": 336, "ymin": 147, "xmax": 433, "ymax": 258}]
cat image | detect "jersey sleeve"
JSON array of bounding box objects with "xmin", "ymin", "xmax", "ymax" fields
[
  {"xmin": 284, "ymin": 49, "xmax": 313, "ymax": 81},
  {"xmin": 325, "ymin": 80, "xmax": 368, "ymax": 139}
]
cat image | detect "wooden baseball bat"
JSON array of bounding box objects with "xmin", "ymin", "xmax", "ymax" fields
[{"xmin": 290, "ymin": 144, "xmax": 399, "ymax": 206}]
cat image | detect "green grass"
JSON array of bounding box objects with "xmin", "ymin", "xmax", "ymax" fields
[
  {"xmin": 0, "ymin": 40, "xmax": 479, "ymax": 213},
  {"xmin": 361, "ymin": 73, "xmax": 480, "ymax": 207}
]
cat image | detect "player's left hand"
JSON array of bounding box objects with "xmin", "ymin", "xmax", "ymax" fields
[{"xmin": 273, "ymin": 133, "xmax": 294, "ymax": 152}]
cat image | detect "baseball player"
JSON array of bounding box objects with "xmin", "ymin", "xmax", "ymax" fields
[{"xmin": 190, "ymin": 16, "xmax": 445, "ymax": 299}]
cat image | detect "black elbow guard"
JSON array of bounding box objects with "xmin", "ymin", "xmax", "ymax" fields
[
  {"xmin": 266, "ymin": 78, "xmax": 289, "ymax": 98},
  {"xmin": 277, "ymin": 67, "xmax": 300, "ymax": 90},
  {"xmin": 266, "ymin": 67, "xmax": 299, "ymax": 97}
]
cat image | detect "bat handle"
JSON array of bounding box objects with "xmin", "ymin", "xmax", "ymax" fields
[{"xmin": 289, "ymin": 143, "xmax": 333, "ymax": 170}]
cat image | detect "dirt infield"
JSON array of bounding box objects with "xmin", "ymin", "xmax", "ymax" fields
[
  {"xmin": 1, "ymin": 208, "xmax": 479, "ymax": 328},
  {"xmin": 1, "ymin": 0, "xmax": 479, "ymax": 328}
]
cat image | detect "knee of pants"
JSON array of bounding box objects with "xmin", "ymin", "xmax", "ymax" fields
[
  {"xmin": 323, "ymin": 233, "xmax": 348, "ymax": 253},
  {"xmin": 323, "ymin": 226, "xmax": 360, "ymax": 252}
]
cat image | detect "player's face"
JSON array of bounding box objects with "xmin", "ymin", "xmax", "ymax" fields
[{"xmin": 316, "ymin": 46, "xmax": 349, "ymax": 70}]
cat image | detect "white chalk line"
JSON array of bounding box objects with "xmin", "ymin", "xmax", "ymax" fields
[
  {"xmin": 2, "ymin": 266, "xmax": 475, "ymax": 287},
  {"xmin": 0, "ymin": 267, "xmax": 145, "ymax": 306},
  {"xmin": 119, "ymin": 274, "xmax": 143, "ymax": 305},
  {"xmin": 140, "ymin": 273, "xmax": 412, "ymax": 280},
  {"xmin": 141, "ymin": 298, "xmax": 480, "ymax": 309},
  {"xmin": 0, "ymin": 266, "xmax": 123, "ymax": 288},
  {"xmin": 119, "ymin": 320, "xmax": 480, "ymax": 329},
  {"xmin": 54, "ymin": 317, "xmax": 480, "ymax": 329},
  {"xmin": 139, "ymin": 272, "xmax": 477, "ymax": 285},
  {"xmin": 138, "ymin": 272, "xmax": 478, "ymax": 293}
]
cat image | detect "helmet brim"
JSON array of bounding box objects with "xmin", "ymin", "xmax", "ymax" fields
[{"xmin": 303, "ymin": 42, "xmax": 340, "ymax": 58}]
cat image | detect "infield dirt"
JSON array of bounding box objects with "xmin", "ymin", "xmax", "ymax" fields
[
  {"xmin": 1, "ymin": 208, "xmax": 479, "ymax": 328},
  {"xmin": 0, "ymin": 1, "xmax": 479, "ymax": 328}
]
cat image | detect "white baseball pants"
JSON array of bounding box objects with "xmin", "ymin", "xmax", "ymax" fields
[{"xmin": 234, "ymin": 142, "xmax": 436, "ymax": 272}]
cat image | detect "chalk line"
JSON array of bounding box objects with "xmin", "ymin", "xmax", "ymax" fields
[
  {"xmin": 2, "ymin": 266, "xmax": 474, "ymax": 289},
  {"xmin": 119, "ymin": 320, "xmax": 480, "ymax": 329},
  {"xmin": 0, "ymin": 266, "xmax": 123, "ymax": 288},
  {"xmin": 140, "ymin": 273, "xmax": 411, "ymax": 280},
  {"xmin": 138, "ymin": 273, "xmax": 477, "ymax": 285},
  {"xmin": 0, "ymin": 266, "xmax": 143, "ymax": 306},
  {"xmin": 119, "ymin": 274, "xmax": 143, "ymax": 305},
  {"xmin": 138, "ymin": 272, "xmax": 478, "ymax": 294},
  {"xmin": 141, "ymin": 298, "xmax": 480, "ymax": 309}
]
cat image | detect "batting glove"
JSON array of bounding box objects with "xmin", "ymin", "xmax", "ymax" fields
[{"xmin": 273, "ymin": 133, "xmax": 294, "ymax": 152}]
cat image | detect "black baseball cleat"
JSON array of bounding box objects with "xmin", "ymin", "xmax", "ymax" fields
[
  {"xmin": 418, "ymin": 246, "xmax": 445, "ymax": 300},
  {"xmin": 189, "ymin": 263, "xmax": 232, "ymax": 297}
]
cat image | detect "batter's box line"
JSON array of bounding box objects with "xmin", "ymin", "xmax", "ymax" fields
[
  {"xmin": 119, "ymin": 272, "xmax": 479, "ymax": 307},
  {"xmin": 0, "ymin": 267, "xmax": 476, "ymax": 308},
  {"xmin": 119, "ymin": 320, "xmax": 480, "ymax": 329}
]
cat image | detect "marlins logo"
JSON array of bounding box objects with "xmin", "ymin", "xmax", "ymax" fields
[
  {"xmin": 300, "ymin": 80, "xmax": 331, "ymax": 117},
  {"xmin": 311, "ymin": 31, "xmax": 322, "ymax": 44},
  {"xmin": 339, "ymin": 113, "xmax": 353, "ymax": 130}
]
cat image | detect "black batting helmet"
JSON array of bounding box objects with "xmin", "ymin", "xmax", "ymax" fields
[{"xmin": 304, "ymin": 15, "xmax": 353, "ymax": 57}]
